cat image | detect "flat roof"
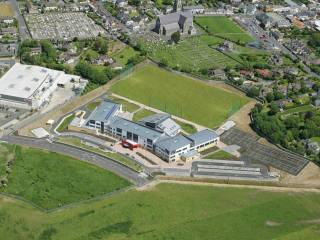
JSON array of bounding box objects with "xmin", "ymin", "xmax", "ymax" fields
[
  {"xmin": 110, "ymin": 117, "xmax": 164, "ymax": 141},
  {"xmin": 0, "ymin": 63, "xmax": 62, "ymax": 99},
  {"xmin": 187, "ymin": 129, "xmax": 219, "ymax": 146},
  {"xmin": 156, "ymin": 134, "xmax": 192, "ymax": 152},
  {"xmin": 87, "ymin": 100, "xmax": 120, "ymax": 123}
]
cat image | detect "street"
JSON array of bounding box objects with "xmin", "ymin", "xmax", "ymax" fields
[{"xmin": 9, "ymin": 0, "xmax": 31, "ymax": 40}]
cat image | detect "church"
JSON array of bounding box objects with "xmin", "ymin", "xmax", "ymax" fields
[{"xmin": 154, "ymin": 0, "xmax": 194, "ymax": 37}]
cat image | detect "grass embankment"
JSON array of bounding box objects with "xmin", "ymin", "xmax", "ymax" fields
[
  {"xmin": 109, "ymin": 96, "xmax": 140, "ymax": 112},
  {"xmin": 205, "ymin": 150, "xmax": 238, "ymax": 160},
  {"xmin": 1, "ymin": 145, "xmax": 131, "ymax": 209},
  {"xmin": 111, "ymin": 64, "xmax": 249, "ymax": 128},
  {"xmin": 56, "ymin": 114, "xmax": 75, "ymax": 132},
  {"xmin": 57, "ymin": 137, "xmax": 142, "ymax": 172},
  {"xmin": 2, "ymin": 183, "xmax": 320, "ymax": 239}
]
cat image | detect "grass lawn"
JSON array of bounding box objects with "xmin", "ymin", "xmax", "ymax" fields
[
  {"xmin": 195, "ymin": 16, "xmax": 254, "ymax": 43},
  {"xmin": 205, "ymin": 150, "xmax": 238, "ymax": 160},
  {"xmin": 112, "ymin": 46, "xmax": 137, "ymax": 66},
  {"xmin": 132, "ymin": 108, "xmax": 155, "ymax": 122},
  {"xmin": 311, "ymin": 137, "xmax": 320, "ymax": 144},
  {"xmin": 1, "ymin": 145, "xmax": 130, "ymax": 209},
  {"xmin": 2, "ymin": 183, "xmax": 320, "ymax": 239},
  {"xmin": 86, "ymin": 100, "xmax": 101, "ymax": 111},
  {"xmin": 56, "ymin": 114, "xmax": 75, "ymax": 132},
  {"xmin": 0, "ymin": 144, "xmax": 15, "ymax": 179},
  {"xmin": 175, "ymin": 119, "xmax": 197, "ymax": 134},
  {"xmin": 282, "ymin": 105, "xmax": 315, "ymax": 116},
  {"xmin": 109, "ymin": 96, "xmax": 140, "ymax": 112},
  {"xmin": 57, "ymin": 137, "xmax": 142, "ymax": 172},
  {"xmin": 0, "ymin": 3, "xmax": 14, "ymax": 17},
  {"xmin": 111, "ymin": 64, "xmax": 249, "ymax": 128}
]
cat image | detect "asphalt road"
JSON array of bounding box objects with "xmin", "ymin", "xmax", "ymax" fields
[
  {"xmin": 1, "ymin": 135, "xmax": 149, "ymax": 186},
  {"xmin": 9, "ymin": 0, "xmax": 31, "ymax": 40}
]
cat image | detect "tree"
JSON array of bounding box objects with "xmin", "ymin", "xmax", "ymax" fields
[
  {"xmin": 171, "ymin": 31, "xmax": 181, "ymax": 44},
  {"xmin": 247, "ymin": 86, "xmax": 260, "ymax": 97},
  {"xmin": 269, "ymin": 102, "xmax": 280, "ymax": 115},
  {"xmin": 93, "ymin": 37, "xmax": 108, "ymax": 54}
]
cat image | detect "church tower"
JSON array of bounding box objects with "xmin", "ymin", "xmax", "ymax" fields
[{"xmin": 173, "ymin": 0, "xmax": 182, "ymax": 12}]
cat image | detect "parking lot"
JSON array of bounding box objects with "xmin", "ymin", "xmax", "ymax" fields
[
  {"xmin": 25, "ymin": 12, "xmax": 105, "ymax": 41},
  {"xmin": 221, "ymin": 128, "xmax": 309, "ymax": 175}
]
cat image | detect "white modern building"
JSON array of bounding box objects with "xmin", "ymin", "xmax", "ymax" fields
[
  {"xmin": 0, "ymin": 63, "xmax": 80, "ymax": 109},
  {"xmin": 84, "ymin": 100, "xmax": 220, "ymax": 162}
]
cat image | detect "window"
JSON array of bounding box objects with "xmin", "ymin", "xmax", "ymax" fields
[
  {"xmin": 133, "ymin": 134, "xmax": 138, "ymax": 142},
  {"xmin": 127, "ymin": 132, "xmax": 132, "ymax": 140},
  {"xmin": 116, "ymin": 128, "xmax": 122, "ymax": 133}
]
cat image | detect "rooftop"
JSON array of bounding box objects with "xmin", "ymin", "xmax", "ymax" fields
[
  {"xmin": 156, "ymin": 134, "xmax": 192, "ymax": 153},
  {"xmin": 187, "ymin": 129, "xmax": 219, "ymax": 146},
  {"xmin": 0, "ymin": 63, "xmax": 62, "ymax": 99}
]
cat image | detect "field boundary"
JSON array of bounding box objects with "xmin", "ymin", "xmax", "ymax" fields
[{"xmin": 0, "ymin": 185, "xmax": 133, "ymax": 213}]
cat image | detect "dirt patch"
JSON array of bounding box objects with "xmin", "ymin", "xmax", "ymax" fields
[
  {"xmin": 265, "ymin": 220, "xmax": 283, "ymax": 227},
  {"xmin": 228, "ymin": 101, "xmax": 256, "ymax": 134},
  {"xmin": 279, "ymin": 162, "xmax": 320, "ymax": 188},
  {"xmin": 138, "ymin": 179, "xmax": 320, "ymax": 193}
]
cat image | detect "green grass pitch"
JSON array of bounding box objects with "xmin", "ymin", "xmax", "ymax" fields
[{"xmin": 110, "ymin": 64, "xmax": 249, "ymax": 128}]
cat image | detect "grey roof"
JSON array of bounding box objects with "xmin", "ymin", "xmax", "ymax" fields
[
  {"xmin": 110, "ymin": 117, "xmax": 164, "ymax": 141},
  {"xmin": 139, "ymin": 113, "xmax": 170, "ymax": 125},
  {"xmin": 157, "ymin": 118, "xmax": 180, "ymax": 137},
  {"xmin": 87, "ymin": 100, "xmax": 120, "ymax": 123},
  {"xmin": 187, "ymin": 129, "xmax": 219, "ymax": 146},
  {"xmin": 158, "ymin": 11, "xmax": 192, "ymax": 25},
  {"xmin": 156, "ymin": 134, "xmax": 192, "ymax": 152}
]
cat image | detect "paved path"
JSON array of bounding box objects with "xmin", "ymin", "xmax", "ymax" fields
[{"xmin": 1, "ymin": 135, "xmax": 149, "ymax": 187}]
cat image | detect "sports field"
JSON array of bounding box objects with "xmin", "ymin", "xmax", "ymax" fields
[
  {"xmin": 0, "ymin": 3, "xmax": 14, "ymax": 17},
  {"xmin": 1, "ymin": 145, "xmax": 130, "ymax": 209},
  {"xmin": 110, "ymin": 64, "xmax": 249, "ymax": 128},
  {"xmin": 1, "ymin": 183, "xmax": 320, "ymax": 239},
  {"xmin": 195, "ymin": 16, "xmax": 254, "ymax": 43}
]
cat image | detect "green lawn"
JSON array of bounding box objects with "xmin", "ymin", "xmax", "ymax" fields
[
  {"xmin": 175, "ymin": 119, "xmax": 197, "ymax": 134},
  {"xmin": 132, "ymin": 108, "xmax": 156, "ymax": 122},
  {"xmin": 112, "ymin": 46, "xmax": 137, "ymax": 66},
  {"xmin": 311, "ymin": 137, "xmax": 320, "ymax": 144},
  {"xmin": 86, "ymin": 100, "xmax": 101, "ymax": 111},
  {"xmin": 109, "ymin": 96, "xmax": 141, "ymax": 112},
  {"xmin": 111, "ymin": 64, "xmax": 249, "ymax": 128},
  {"xmin": 57, "ymin": 114, "xmax": 75, "ymax": 132},
  {"xmin": 1, "ymin": 145, "xmax": 130, "ymax": 209},
  {"xmin": 205, "ymin": 150, "xmax": 238, "ymax": 160},
  {"xmin": 0, "ymin": 144, "xmax": 15, "ymax": 179},
  {"xmin": 57, "ymin": 137, "xmax": 142, "ymax": 172},
  {"xmin": 282, "ymin": 105, "xmax": 315, "ymax": 115},
  {"xmin": 2, "ymin": 183, "xmax": 320, "ymax": 239},
  {"xmin": 195, "ymin": 16, "xmax": 254, "ymax": 43}
]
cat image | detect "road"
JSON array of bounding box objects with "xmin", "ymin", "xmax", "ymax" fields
[
  {"xmin": 9, "ymin": 0, "xmax": 31, "ymax": 40},
  {"xmin": 1, "ymin": 135, "xmax": 149, "ymax": 186}
]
